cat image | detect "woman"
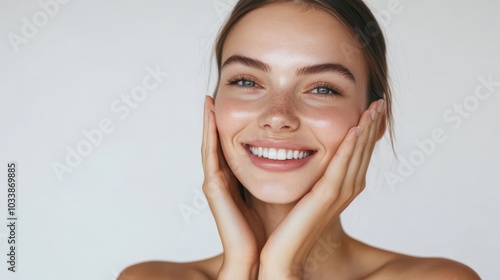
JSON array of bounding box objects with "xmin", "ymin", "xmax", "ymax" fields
[{"xmin": 120, "ymin": 0, "xmax": 480, "ymax": 279}]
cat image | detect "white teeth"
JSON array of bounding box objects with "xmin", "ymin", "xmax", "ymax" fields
[
  {"xmin": 277, "ymin": 149, "xmax": 287, "ymax": 160},
  {"xmin": 268, "ymin": 148, "xmax": 277, "ymax": 160},
  {"xmin": 248, "ymin": 145, "xmax": 312, "ymax": 160}
]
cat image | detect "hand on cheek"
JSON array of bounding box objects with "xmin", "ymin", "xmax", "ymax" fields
[
  {"xmin": 258, "ymin": 99, "xmax": 386, "ymax": 279},
  {"xmin": 201, "ymin": 95, "xmax": 264, "ymax": 279}
]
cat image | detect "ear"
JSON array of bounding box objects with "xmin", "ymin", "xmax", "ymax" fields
[{"xmin": 376, "ymin": 113, "xmax": 387, "ymax": 141}]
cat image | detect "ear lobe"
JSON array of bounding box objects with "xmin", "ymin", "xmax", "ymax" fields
[{"xmin": 376, "ymin": 114, "xmax": 387, "ymax": 141}]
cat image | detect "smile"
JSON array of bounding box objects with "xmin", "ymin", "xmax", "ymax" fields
[
  {"xmin": 247, "ymin": 145, "xmax": 313, "ymax": 160},
  {"xmin": 243, "ymin": 143, "xmax": 317, "ymax": 172}
]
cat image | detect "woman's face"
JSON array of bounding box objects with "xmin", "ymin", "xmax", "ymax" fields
[{"xmin": 215, "ymin": 3, "xmax": 369, "ymax": 204}]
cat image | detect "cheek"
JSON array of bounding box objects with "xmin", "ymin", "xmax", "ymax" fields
[
  {"xmin": 304, "ymin": 107, "xmax": 359, "ymax": 152},
  {"xmin": 214, "ymin": 93, "xmax": 265, "ymax": 126},
  {"xmin": 214, "ymin": 96, "xmax": 254, "ymax": 148}
]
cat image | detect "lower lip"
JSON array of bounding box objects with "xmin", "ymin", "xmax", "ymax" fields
[{"xmin": 244, "ymin": 145, "xmax": 315, "ymax": 172}]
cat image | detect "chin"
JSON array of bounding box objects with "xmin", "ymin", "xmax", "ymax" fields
[{"xmin": 241, "ymin": 179, "xmax": 313, "ymax": 204}]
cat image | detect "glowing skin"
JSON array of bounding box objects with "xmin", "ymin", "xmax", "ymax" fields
[
  {"xmin": 214, "ymin": 3, "xmax": 369, "ymax": 204},
  {"xmin": 117, "ymin": 3, "xmax": 480, "ymax": 280},
  {"xmin": 118, "ymin": 3, "xmax": 480, "ymax": 280}
]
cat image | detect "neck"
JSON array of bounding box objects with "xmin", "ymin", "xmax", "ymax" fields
[{"xmin": 244, "ymin": 189, "xmax": 354, "ymax": 276}]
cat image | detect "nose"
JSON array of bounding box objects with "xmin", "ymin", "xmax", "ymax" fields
[{"xmin": 257, "ymin": 92, "xmax": 299, "ymax": 132}]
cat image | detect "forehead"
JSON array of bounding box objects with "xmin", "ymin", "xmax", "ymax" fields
[{"xmin": 222, "ymin": 2, "xmax": 368, "ymax": 83}]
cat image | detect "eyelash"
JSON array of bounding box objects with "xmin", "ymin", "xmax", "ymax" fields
[
  {"xmin": 226, "ymin": 75, "xmax": 259, "ymax": 89},
  {"xmin": 310, "ymin": 82, "xmax": 342, "ymax": 97},
  {"xmin": 226, "ymin": 75, "xmax": 342, "ymax": 97}
]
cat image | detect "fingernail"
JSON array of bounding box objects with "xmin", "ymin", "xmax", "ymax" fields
[
  {"xmin": 356, "ymin": 126, "xmax": 363, "ymax": 136},
  {"xmin": 377, "ymin": 99, "xmax": 385, "ymax": 113},
  {"xmin": 370, "ymin": 109, "xmax": 376, "ymax": 121}
]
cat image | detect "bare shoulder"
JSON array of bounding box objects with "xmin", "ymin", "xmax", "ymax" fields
[
  {"xmin": 346, "ymin": 236, "xmax": 479, "ymax": 279},
  {"xmin": 365, "ymin": 255, "xmax": 480, "ymax": 280},
  {"xmin": 118, "ymin": 254, "xmax": 223, "ymax": 280}
]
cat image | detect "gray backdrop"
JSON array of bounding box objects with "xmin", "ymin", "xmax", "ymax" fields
[{"xmin": 0, "ymin": 0, "xmax": 498, "ymax": 279}]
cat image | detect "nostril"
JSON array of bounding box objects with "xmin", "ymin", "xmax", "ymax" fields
[{"xmin": 258, "ymin": 106, "xmax": 300, "ymax": 130}]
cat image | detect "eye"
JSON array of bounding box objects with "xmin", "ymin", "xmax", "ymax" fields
[
  {"xmin": 310, "ymin": 83, "xmax": 342, "ymax": 97},
  {"xmin": 226, "ymin": 75, "xmax": 259, "ymax": 89},
  {"xmin": 236, "ymin": 79, "xmax": 256, "ymax": 87},
  {"xmin": 312, "ymin": 87, "xmax": 334, "ymax": 95}
]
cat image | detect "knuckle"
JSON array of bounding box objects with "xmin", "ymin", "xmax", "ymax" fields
[
  {"xmin": 354, "ymin": 176, "xmax": 365, "ymax": 187},
  {"xmin": 202, "ymin": 180, "xmax": 222, "ymax": 198},
  {"xmin": 339, "ymin": 188, "xmax": 355, "ymax": 201}
]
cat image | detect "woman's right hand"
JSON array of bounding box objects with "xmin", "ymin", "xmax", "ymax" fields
[{"xmin": 201, "ymin": 95, "xmax": 264, "ymax": 280}]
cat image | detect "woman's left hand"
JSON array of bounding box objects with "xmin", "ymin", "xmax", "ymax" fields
[{"xmin": 258, "ymin": 99, "xmax": 386, "ymax": 279}]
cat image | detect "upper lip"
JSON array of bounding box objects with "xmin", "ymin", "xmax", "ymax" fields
[{"xmin": 243, "ymin": 140, "xmax": 317, "ymax": 152}]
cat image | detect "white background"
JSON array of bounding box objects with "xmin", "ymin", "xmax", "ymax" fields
[{"xmin": 0, "ymin": 0, "xmax": 499, "ymax": 279}]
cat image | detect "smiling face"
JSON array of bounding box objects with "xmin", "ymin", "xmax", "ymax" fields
[{"xmin": 214, "ymin": 2, "xmax": 370, "ymax": 204}]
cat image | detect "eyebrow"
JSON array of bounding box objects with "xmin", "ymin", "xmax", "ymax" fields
[
  {"xmin": 221, "ymin": 54, "xmax": 356, "ymax": 83},
  {"xmin": 297, "ymin": 63, "xmax": 355, "ymax": 83},
  {"xmin": 222, "ymin": 55, "xmax": 271, "ymax": 73}
]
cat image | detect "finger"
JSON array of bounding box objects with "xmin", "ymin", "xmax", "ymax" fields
[
  {"xmin": 342, "ymin": 100, "xmax": 380, "ymax": 194},
  {"xmin": 215, "ymin": 130, "xmax": 241, "ymax": 202},
  {"xmin": 262, "ymin": 126, "xmax": 360, "ymax": 263},
  {"xmin": 216, "ymin": 129, "xmax": 231, "ymax": 172},
  {"xmin": 287, "ymin": 125, "xmax": 360, "ymax": 231},
  {"xmin": 205, "ymin": 104, "xmax": 219, "ymax": 176},
  {"xmin": 288, "ymin": 104, "xmax": 374, "ymax": 234},
  {"xmin": 201, "ymin": 96, "xmax": 209, "ymax": 167},
  {"xmin": 205, "ymin": 186, "xmax": 258, "ymax": 262},
  {"xmin": 356, "ymin": 99, "xmax": 386, "ymax": 188},
  {"xmin": 315, "ymin": 126, "xmax": 359, "ymax": 203},
  {"xmin": 202, "ymin": 96, "xmax": 222, "ymax": 200},
  {"xmin": 201, "ymin": 100, "xmax": 255, "ymax": 252},
  {"xmin": 314, "ymin": 104, "xmax": 376, "ymax": 220},
  {"xmin": 261, "ymin": 101, "xmax": 382, "ymax": 267}
]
